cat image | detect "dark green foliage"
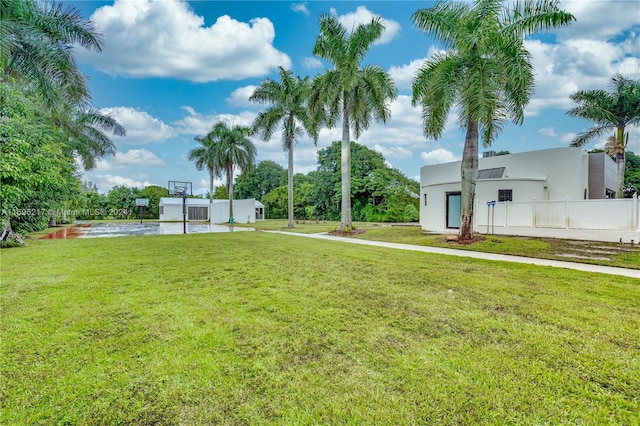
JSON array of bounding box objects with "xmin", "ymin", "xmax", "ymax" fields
[
  {"xmin": 139, "ymin": 185, "xmax": 169, "ymax": 218},
  {"xmin": 0, "ymin": 85, "xmax": 80, "ymax": 233},
  {"xmin": 234, "ymin": 160, "xmax": 286, "ymax": 200},
  {"xmin": 624, "ymin": 151, "xmax": 640, "ymax": 197},
  {"xmin": 106, "ymin": 186, "xmax": 140, "ymax": 219},
  {"xmin": 261, "ymin": 186, "xmax": 288, "ymax": 219},
  {"xmin": 212, "ymin": 186, "xmax": 229, "ymax": 200},
  {"xmin": 311, "ymin": 141, "xmax": 419, "ymax": 222}
]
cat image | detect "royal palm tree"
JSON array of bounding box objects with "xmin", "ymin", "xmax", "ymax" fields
[
  {"xmin": 1, "ymin": 0, "xmax": 102, "ymax": 109},
  {"xmin": 412, "ymin": 0, "xmax": 574, "ymax": 240},
  {"xmin": 188, "ymin": 132, "xmax": 220, "ymax": 208},
  {"xmin": 203, "ymin": 122, "xmax": 257, "ymax": 223},
  {"xmin": 568, "ymin": 74, "xmax": 640, "ymax": 198},
  {"xmin": 250, "ymin": 67, "xmax": 318, "ymax": 228},
  {"xmin": 309, "ymin": 14, "xmax": 397, "ymax": 230}
]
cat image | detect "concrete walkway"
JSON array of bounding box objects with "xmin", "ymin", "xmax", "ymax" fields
[{"xmin": 267, "ymin": 231, "xmax": 640, "ymax": 279}]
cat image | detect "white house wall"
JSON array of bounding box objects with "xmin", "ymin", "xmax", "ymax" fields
[
  {"xmin": 210, "ymin": 199, "xmax": 257, "ymax": 224},
  {"xmin": 420, "ymin": 148, "xmax": 592, "ymax": 232},
  {"xmin": 159, "ymin": 198, "xmax": 260, "ymax": 223}
]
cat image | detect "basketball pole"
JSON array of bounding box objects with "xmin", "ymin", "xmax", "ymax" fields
[{"xmin": 183, "ymin": 193, "xmax": 187, "ymax": 235}]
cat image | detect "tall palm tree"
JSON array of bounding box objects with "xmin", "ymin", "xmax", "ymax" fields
[
  {"xmin": 1, "ymin": 0, "xmax": 102, "ymax": 109},
  {"xmin": 204, "ymin": 122, "xmax": 257, "ymax": 223},
  {"xmin": 309, "ymin": 14, "xmax": 397, "ymax": 231},
  {"xmin": 412, "ymin": 0, "xmax": 574, "ymax": 240},
  {"xmin": 250, "ymin": 66, "xmax": 318, "ymax": 228},
  {"xmin": 568, "ymin": 74, "xmax": 640, "ymax": 198},
  {"xmin": 188, "ymin": 132, "xmax": 220, "ymax": 208}
]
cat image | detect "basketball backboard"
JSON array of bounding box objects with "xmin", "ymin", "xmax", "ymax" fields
[{"xmin": 168, "ymin": 180, "xmax": 192, "ymax": 196}]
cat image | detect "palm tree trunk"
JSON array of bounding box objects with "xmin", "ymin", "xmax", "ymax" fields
[
  {"xmin": 460, "ymin": 117, "xmax": 479, "ymax": 240},
  {"xmin": 208, "ymin": 169, "xmax": 214, "ymax": 221},
  {"xmin": 287, "ymin": 141, "xmax": 295, "ymax": 228},
  {"xmin": 227, "ymin": 164, "xmax": 234, "ymax": 223},
  {"xmin": 341, "ymin": 100, "xmax": 352, "ymax": 230},
  {"xmin": 616, "ymin": 126, "xmax": 625, "ymax": 198}
]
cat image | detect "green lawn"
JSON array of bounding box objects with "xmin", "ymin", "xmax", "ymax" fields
[
  {"xmin": 236, "ymin": 220, "xmax": 640, "ymax": 269},
  {"xmin": 2, "ymin": 232, "xmax": 639, "ymax": 424},
  {"xmin": 352, "ymin": 225, "xmax": 640, "ymax": 270}
]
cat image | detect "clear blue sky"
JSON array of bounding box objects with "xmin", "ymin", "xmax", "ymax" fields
[{"xmin": 71, "ymin": 0, "xmax": 640, "ymax": 195}]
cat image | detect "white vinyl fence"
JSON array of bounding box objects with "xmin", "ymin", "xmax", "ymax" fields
[{"xmin": 476, "ymin": 194, "xmax": 639, "ymax": 231}]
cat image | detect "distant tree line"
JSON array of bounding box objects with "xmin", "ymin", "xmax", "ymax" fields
[{"xmin": 233, "ymin": 141, "xmax": 420, "ymax": 223}]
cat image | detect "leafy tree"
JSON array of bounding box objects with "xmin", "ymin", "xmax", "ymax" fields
[
  {"xmin": 568, "ymin": 74, "xmax": 640, "ymax": 198},
  {"xmin": 312, "ymin": 141, "xmax": 419, "ymax": 222},
  {"xmin": 412, "ymin": 0, "xmax": 574, "ymax": 240},
  {"xmin": 212, "ymin": 186, "xmax": 228, "ymax": 200},
  {"xmin": 233, "ymin": 160, "xmax": 286, "ymax": 200},
  {"xmin": 1, "ymin": 0, "xmax": 102, "ymax": 109},
  {"xmin": 250, "ymin": 67, "xmax": 318, "ymax": 228},
  {"xmin": 0, "ymin": 85, "xmax": 79, "ymax": 234},
  {"xmin": 139, "ymin": 185, "xmax": 169, "ymax": 219},
  {"xmin": 309, "ymin": 14, "xmax": 397, "ymax": 230},
  {"xmin": 261, "ymin": 186, "xmax": 288, "ymax": 219},
  {"xmin": 72, "ymin": 190, "xmax": 108, "ymax": 220},
  {"xmin": 106, "ymin": 186, "xmax": 140, "ymax": 219}
]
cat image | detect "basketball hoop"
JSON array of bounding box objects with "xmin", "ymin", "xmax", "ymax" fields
[{"xmin": 168, "ymin": 181, "xmax": 192, "ymax": 234}]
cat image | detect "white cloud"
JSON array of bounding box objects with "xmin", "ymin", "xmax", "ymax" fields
[
  {"xmin": 330, "ymin": 6, "xmax": 400, "ymax": 45},
  {"xmin": 80, "ymin": 0, "xmax": 291, "ymax": 82},
  {"xmin": 99, "ymin": 175, "xmax": 153, "ymax": 191},
  {"xmin": 291, "ymin": 2, "xmax": 310, "ymax": 16},
  {"xmin": 94, "ymin": 149, "xmax": 165, "ymax": 171},
  {"xmin": 420, "ymin": 149, "xmax": 460, "ymax": 165},
  {"xmin": 538, "ymin": 127, "xmax": 558, "ymax": 138},
  {"xmin": 226, "ymin": 85, "xmax": 258, "ymax": 108},
  {"xmin": 524, "ymin": 36, "xmax": 640, "ymax": 116},
  {"xmin": 174, "ymin": 106, "xmax": 256, "ymax": 136},
  {"xmin": 555, "ymin": 1, "xmax": 640, "ymax": 41},
  {"xmin": 100, "ymin": 107, "xmax": 176, "ymax": 144},
  {"xmin": 560, "ymin": 133, "xmax": 577, "ymax": 145},
  {"xmin": 373, "ymin": 144, "xmax": 412, "ymax": 159},
  {"xmin": 302, "ymin": 57, "xmax": 323, "ymax": 69},
  {"xmin": 113, "ymin": 149, "xmax": 166, "ymax": 166},
  {"xmin": 388, "ymin": 58, "xmax": 426, "ymax": 91}
]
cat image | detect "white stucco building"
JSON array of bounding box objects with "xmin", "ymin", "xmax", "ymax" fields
[
  {"xmin": 159, "ymin": 198, "xmax": 265, "ymax": 224},
  {"xmin": 419, "ymin": 147, "xmax": 628, "ymax": 235}
]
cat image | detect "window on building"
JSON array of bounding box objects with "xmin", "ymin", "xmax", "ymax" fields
[
  {"xmin": 478, "ymin": 167, "xmax": 505, "ymax": 179},
  {"xmin": 423, "ymin": 194, "xmax": 428, "ymax": 206},
  {"xmin": 498, "ymin": 189, "xmax": 512, "ymax": 202},
  {"xmin": 159, "ymin": 206, "xmax": 164, "ymax": 215}
]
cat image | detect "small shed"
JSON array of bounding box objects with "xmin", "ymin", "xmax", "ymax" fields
[
  {"xmin": 159, "ymin": 197, "xmax": 210, "ymax": 221},
  {"xmin": 159, "ymin": 198, "xmax": 265, "ymax": 223}
]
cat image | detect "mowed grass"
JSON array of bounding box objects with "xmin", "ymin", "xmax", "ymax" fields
[
  {"xmin": 1, "ymin": 232, "xmax": 639, "ymax": 424},
  {"xmin": 353, "ymin": 225, "xmax": 640, "ymax": 270}
]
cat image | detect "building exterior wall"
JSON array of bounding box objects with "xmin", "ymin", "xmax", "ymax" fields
[
  {"xmin": 159, "ymin": 198, "xmax": 264, "ymax": 223},
  {"xmin": 159, "ymin": 198, "xmax": 210, "ymax": 221},
  {"xmin": 420, "ymin": 148, "xmax": 591, "ymax": 232},
  {"xmin": 211, "ymin": 199, "xmax": 259, "ymax": 224}
]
